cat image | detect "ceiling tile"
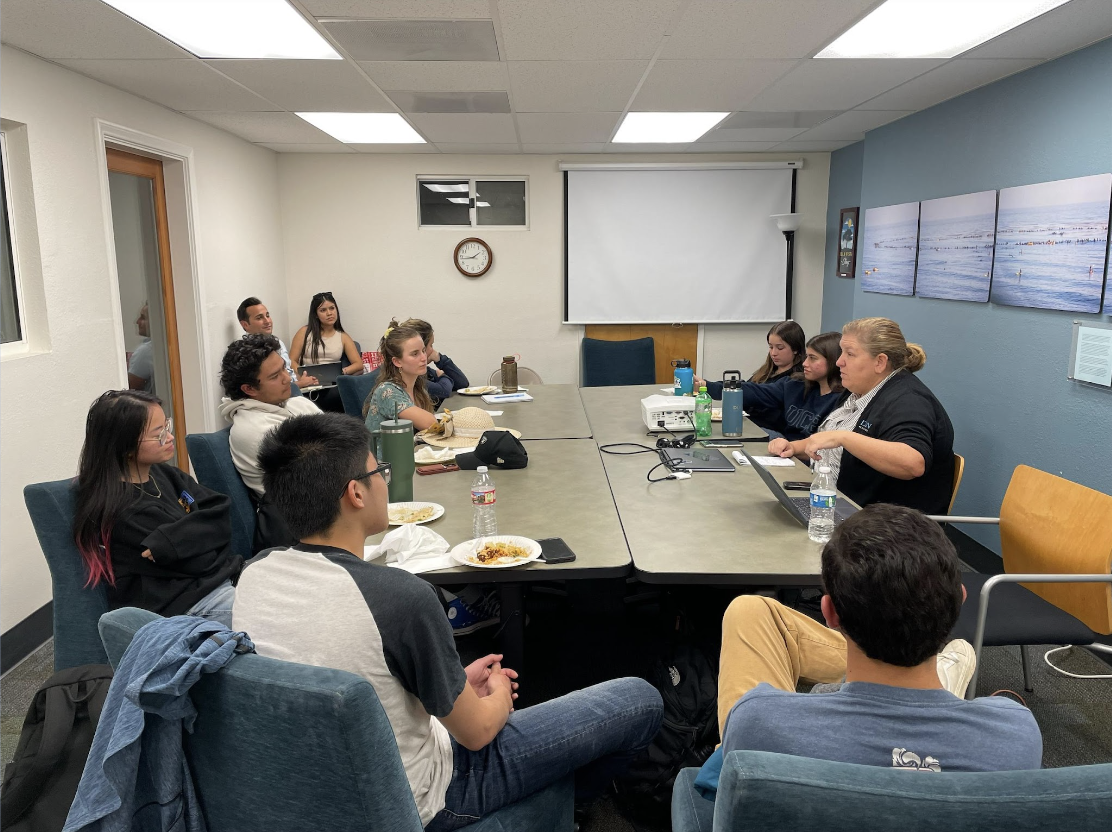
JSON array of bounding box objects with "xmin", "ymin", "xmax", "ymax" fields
[
  {"xmin": 604, "ymin": 143, "xmax": 693, "ymax": 153},
  {"xmin": 770, "ymin": 139, "xmax": 858, "ymax": 152},
  {"xmin": 662, "ymin": 0, "xmax": 879, "ymax": 60},
  {"xmin": 743, "ymin": 59, "xmax": 944, "ymax": 110},
  {"xmin": 962, "ymin": 0, "xmax": 1112, "ymax": 59},
  {"xmin": 697, "ymin": 127, "xmax": 808, "ymax": 143},
  {"xmin": 795, "ymin": 110, "xmax": 912, "ymax": 140},
  {"xmin": 522, "ymin": 143, "xmax": 606, "ymax": 154},
  {"xmin": 407, "ymin": 113, "xmax": 518, "ymax": 143},
  {"xmin": 516, "ymin": 113, "xmax": 621, "ymax": 143},
  {"xmin": 303, "ymin": 1, "xmax": 490, "ymax": 17},
  {"xmin": 0, "ymin": 0, "xmax": 190, "ymax": 60},
  {"xmin": 321, "ymin": 19, "xmax": 499, "ymax": 61},
  {"xmin": 434, "ymin": 144, "xmax": 522, "ymax": 153},
  {"xmin": 496, "ymin": 0, "xmax": 685, "ymax": 60},
  {"xmin": 858, "ymin": 59, "xmax": 1042, "ymax": 111},
  {"xmin": 187, "ymin": 112, "xmax": 337, "ymax": 143},
  {"xmin": 720, "ymin": 111, "xmax": 841, "ymax": 128},
  {"xmin": 509, "ymin": 61, "xmax": 648, "ymax": 112},
  {"xmin": 259, "ymin": 143, "xmax": 356, "ymax": 153},
  {"xmin": 633, "ymin": 60, "xmax": 797, "ymax": 111},
  {"xmin": 349, "ymin": 143, "xmax": 441, "ymax": 153},
  {"xmin": 389, "ymin": 91, "xmax": 511, "ymax": 113},
  {"xmin": 56, "ymin": 59, "xmax": 277, "ymax": 111},
  {"xmin": 686, "ymin": 141, "xmax": 778, "ymax": 152},
  {"xmin": 206, "ymin": 60, "xmax": 394, "ymax": 112},
  {"xmin": 359, "ymin": 61, "xmax": 508, "ymax": 91}
]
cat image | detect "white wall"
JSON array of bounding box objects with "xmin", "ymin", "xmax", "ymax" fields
[
  {"xmin": 277, "ymin": 153, "xmax": 829, "ymax": 385},
  {"xmin": 0, "ymin": 46, "xmax": 287, "ymax": 633}
]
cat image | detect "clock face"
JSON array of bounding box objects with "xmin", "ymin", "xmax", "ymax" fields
[{"xmin": 455, "ymin": 238, "xmax": 492, "ymax": 277}]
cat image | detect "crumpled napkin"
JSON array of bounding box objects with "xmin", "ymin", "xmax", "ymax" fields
[
  {"xmin": 414, "ymin": 444, "xmax": 459, "ymax": 465},
  {"xmin": 364, "ymin": 523, "xmax": 456, "ymax": 574}
]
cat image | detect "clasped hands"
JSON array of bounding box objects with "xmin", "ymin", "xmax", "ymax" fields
[{"xmin": 464, "ymin": 653, "xmax": 519, "ymax": 709}]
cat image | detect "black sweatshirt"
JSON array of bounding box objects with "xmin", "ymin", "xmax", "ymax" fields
[{"xmin": 108, "ymin": 464, "xmax": 244, "ymax": 616}]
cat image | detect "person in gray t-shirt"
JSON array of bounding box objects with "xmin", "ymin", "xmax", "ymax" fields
[{"xmin": 716, "ymin": 505, "xmax": 1041, "ymax": 777}]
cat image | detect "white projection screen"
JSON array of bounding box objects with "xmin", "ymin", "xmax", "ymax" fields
[{"xmin": 564, "ymin": 166, "xmax": 795, "ymax": 324}]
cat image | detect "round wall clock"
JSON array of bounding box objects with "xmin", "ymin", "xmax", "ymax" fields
[{"xmin": 454, "ymin": 237, "xmax": 492, "ymax": 277}]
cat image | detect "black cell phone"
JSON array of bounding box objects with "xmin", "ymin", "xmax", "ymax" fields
[
  {"xmin": 537, "ymin": 537, "xmax": 577, "ymax": 564},
  {"xmin": 783, "ymin": 481, "xmax": 812, "ymax": 491}
]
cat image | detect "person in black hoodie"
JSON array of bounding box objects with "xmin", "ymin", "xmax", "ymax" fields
[{"xmin": 73, "ymin": 390, "xmax": 243, "ymax": 625}]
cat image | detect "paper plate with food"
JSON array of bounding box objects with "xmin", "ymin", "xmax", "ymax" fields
[
  {"xmin": 387, "ymin": 502, "xmax": 445, "ymax": 526},
  {"xmin": 450, "ymin": 536, "xmax": 542, "ymax": 569},
  {"xmin": 458, "ymin": 385, "xmax": 497, "ymax": 396},
  {"xmin": 712, "ymin": 407, "xmax": 722, "ymax": 422}
]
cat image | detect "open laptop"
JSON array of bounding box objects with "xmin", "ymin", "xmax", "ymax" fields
[
  {"xmin": 738, "ymin": 445, "xmax": 857, "ymax": 527},
  {"xmin": 299, "ymin": 361, "xmax": 343, "ymax": 390}
]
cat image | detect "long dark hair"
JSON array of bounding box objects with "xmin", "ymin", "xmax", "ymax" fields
[
  {"xmin": 300, "ymin": 291, "xmax": 346, "ymax": 364},
  {"xmin": 795, "ymin": 331, "xmax": 844, "ymax": 394},
  {"xmin": 73, "ymin": 390, "xmax": 163, "ymax": 587},
  {"xmin": 363, "ymin": 319, "xmax": 433, "ymax": 417},
  {"xmin": 751, "ymin": 320, "xmax": 806, "ymax": 383}
]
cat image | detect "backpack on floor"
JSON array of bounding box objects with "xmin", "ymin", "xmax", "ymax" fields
[{"xmin": 1, "ymin": 664, "xmax": 113, "ymax": 832}]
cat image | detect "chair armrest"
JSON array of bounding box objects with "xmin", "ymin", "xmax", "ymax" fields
[{"xmin": 926, "ymin": 515, "xmax": 1000, "ymax": 524}]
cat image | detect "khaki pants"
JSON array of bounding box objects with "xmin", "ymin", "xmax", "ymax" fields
[{"xmin": 718, "ymin": 595, "xmax": 849, "ymax": 734}]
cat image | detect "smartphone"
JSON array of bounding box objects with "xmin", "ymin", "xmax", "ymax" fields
[
  {"xmin": 416, "ymin": 463, "xmax": 460, "ymax": 475},
  {"xmin": 537, "ymin": 537, "xmax": 577, "ymax": 564},
  {"xmin": 783, "ymin": 481, "xmax": 812, "ymax": 491},
  {"xmin": 699, "ymin": 438, "xmax": 744, "ymax": 447}
]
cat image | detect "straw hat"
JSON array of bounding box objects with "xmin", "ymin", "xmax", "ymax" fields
[{"xmin": 419, "ymin": 407, "xmax": 521, "ymax": 448}]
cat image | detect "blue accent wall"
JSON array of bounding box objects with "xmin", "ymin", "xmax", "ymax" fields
[
  {"xmin": 821, "ymin": 141, "xmax": 864, "ymax": 333},
  {"xmin": 822, "ymin": 39, "xmax": 1112, "ymax": 555}
]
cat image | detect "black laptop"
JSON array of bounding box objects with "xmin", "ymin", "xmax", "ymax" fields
[
  {"xmin": 299, "ymin": 361, "xmax": 343, "ymax": 390},
  {"xmin": 738, "ymin": 445, "xmax": 857, "ymax": 527},
  {"xmin": 661, "ymin": 446, "xmax": 735, "ymax": 473}
]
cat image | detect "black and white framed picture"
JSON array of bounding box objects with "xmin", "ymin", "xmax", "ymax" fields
[{"xmin": 838, "ymin": 207, "xmax": 858, "ymax": 278}]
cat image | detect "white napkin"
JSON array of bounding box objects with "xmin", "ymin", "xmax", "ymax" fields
[
  {"xmin": 364, "ymin": 524, "xmax": 456, "ymax": 574},
  {"xmin": 414, "ymin": 444, "xmax": 459, "ymax": 464}
]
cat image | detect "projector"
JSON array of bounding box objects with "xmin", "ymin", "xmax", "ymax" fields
[{"xmin": 641, "ymin": 394, "xmax": 696, "ymax": 432}]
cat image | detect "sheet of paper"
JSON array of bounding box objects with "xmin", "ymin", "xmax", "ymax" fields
[
  {"xmin": 735, "ymin": 455, "xmax": 796, "ymax": 467},
  {"xmin": 484, "ymin": 410, "xmax": 504, "ymax": 416},
  {"xmin": 1073, "ymin": 325, "xmax": 1112, "ymax": 386}
]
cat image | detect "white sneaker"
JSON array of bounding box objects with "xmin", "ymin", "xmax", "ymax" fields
[{"xmin": 936, "ymin": 639, "xmax": 977, "ymax": 697}]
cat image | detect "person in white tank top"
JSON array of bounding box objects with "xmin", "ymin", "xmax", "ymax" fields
[{"xmin": 290, "ymin": 292, "xmax": 364, "ymax": 412}]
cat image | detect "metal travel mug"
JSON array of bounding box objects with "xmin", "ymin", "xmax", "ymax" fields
[
  {"xmin": 721, "ymin": 371, "xmax": 744, "ymax": 437},
  {"xmin": 376, "ymin": 419, "xmax": 415, "ymax": 502}
]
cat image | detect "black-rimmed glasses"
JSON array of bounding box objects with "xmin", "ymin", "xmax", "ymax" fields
[{"xmin": 343, "ymin": 462, "xmax": 391, "ymax": 498}]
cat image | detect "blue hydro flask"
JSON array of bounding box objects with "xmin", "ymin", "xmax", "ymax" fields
[
  {"xmin": 721, "ymin": 371, "xmax": 744, "ymax": 437},
  {"xmin": 673, "ymin": 359, "xmax": 694, "ymax": 396}
]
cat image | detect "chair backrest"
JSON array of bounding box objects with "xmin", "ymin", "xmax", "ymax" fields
[
  {"xmin": 714, "ymin": 750, "xmax": 1112, "ymax": 832},
  {"xmin": 487, "ymin": 367, "xmax": 544, "ymax": 386},
  {"xmin": 98, "ymin": 608, "xmax": 425, "ymax": 832},
  {"xmin": 1000, "ymin": 465, "xmax": 1112, "ymax": 634},
  {"xmin": 948, "ymin": 452, "xmax": 965, "ymax": 514},
  {"xmin": 580, "ymin": 337, "xmax": 656, "ymax": 387},
  {"xmin": 184, "ymin": 429, "xmax": 256, "ymax": 558},
  {"xmin": 337, "ymin": 370, "xmax": 380, "ymax": 418},
  {"xmin": 23, "ymin": 480, "xmax": 110, "ymax": 671}
]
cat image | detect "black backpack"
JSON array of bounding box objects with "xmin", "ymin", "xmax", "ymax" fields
[{"xmin": 1, "ymin": 664, "xmax": 113, "ymax": 832}]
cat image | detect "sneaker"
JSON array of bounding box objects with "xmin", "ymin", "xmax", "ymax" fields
[
  {"xmin": 446, "ymin": 592, "xmax": 501, "ymax": 636},
  {"xmin": 936, "ymin": 638, "xmax": 977, "ymax": 697}
]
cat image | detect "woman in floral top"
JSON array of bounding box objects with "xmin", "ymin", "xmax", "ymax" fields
[{"xmin": 363, "ymin": 321, "xmax": 438, "ymax": 434}]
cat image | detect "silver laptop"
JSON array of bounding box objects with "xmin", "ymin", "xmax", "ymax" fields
[
  {"xmin": 299, "ymin": 361, "xmax": 343, "ymax": 389},
  {"xmin": 738, "ymin": 445, "xmax": 857, "ymax": 527}
]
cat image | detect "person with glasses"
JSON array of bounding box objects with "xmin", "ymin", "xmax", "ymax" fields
[
  {"xmin": 235, "ymin": 413, "xmax": 662, "ymax": 829},
  {"xmin": 289, "ymin": 292, "xmax": 364, "ymax": 413},
  {"xmin": 72, "ymin": 390, "xmax": 243, "ymax": 626}
]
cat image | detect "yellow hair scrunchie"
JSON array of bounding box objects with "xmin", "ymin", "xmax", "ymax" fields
[{"xmin": 384, "ymin": 326, "xmax": 394, "ymax": 337}]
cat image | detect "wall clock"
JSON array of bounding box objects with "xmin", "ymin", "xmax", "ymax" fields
[{"xmin": 454, "ymin": 237, "xmax": 492, "ymax": 277}]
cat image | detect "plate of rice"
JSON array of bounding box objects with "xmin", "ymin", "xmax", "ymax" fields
[
  {"xmin": 450, "ymin": 536, "xmax": 542, "ymax": 569},
  {"xmin": 387, "ymin": 502, "xmax": 445, "ymax": 525}
]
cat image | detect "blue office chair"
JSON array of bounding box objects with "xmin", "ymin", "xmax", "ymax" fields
[
  {"xmin": 337, "ymin": 370, "xmax": 380, "ymax": 418},
  {"xmin": 24, "ymin": 480, "xmax": 110, "ymax": 671},
  {"xmin": 581, "ymin": 337, "xmax": 656, "ymax": 387},
  {"xmin": 184, "ymin": 429, "xmax": 256, "ymax": 559},
  {"xmin": 99, "ymin": 608, "xmax": 574, "ymax": 832}
]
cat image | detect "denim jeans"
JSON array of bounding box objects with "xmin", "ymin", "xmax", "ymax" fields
[
  {"xmin": 426, "ymin": 677, "xmax": 663, "ymax": 831},
  {"xmin": 186, "ymin": 580, "xmax": 236, "ymax": 629}
]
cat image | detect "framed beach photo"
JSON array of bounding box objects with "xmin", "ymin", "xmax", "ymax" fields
[
  {"xmin": 990, "ymin": 173, "xmax": 1111, "ymax": 314},
  {"xmin": 838, "ymin": 207, "xmax": 858, "ymax": 278},
  {"xmin": 861, "ymin": 202, "xmax": 920, "ymax": 296},
  {"xmin": 915, "ymin": 190, "xmax": 998, "ymax": 303}
]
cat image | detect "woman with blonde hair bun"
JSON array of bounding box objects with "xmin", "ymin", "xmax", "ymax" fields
[{"xmin": 768, "ymin": 317, "xmax": 954, "ymax": 514}]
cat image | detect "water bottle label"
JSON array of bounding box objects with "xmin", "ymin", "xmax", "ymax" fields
[
  {"xmin": 471, "ymin": 489, "xmax": 496, "ymax": 506},
  {"xmin": 810, "ymin": 492, "xmax": 836, "ymax": 509}
]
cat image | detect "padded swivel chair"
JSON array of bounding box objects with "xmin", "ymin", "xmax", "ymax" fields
[
  {"xmin": 184, "ymin": 428, "xmax": 256, "ymax": 558},
  {"xmin": 580, "ymin": 337, "xmax": 656, "ymax": 387},
  {"xmin": 24, "ymin": 480, "xmax": 110, "ymax": 671},
  {"xmin": 99, "ymin": 608, "xmax": 574, "ymax": 832},
  {"xmin": 337, "ymin": 370, "xmax": 380, "ymax": 418}
]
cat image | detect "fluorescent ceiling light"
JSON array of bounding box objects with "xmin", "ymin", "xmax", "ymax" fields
[
  {"xmin": 613, "ymin": 112, "xmax": 729, "ymax": 143},
  {"xmin": 817, "ymin": 0, "xmax": 1070, "ymax": 59},
  {"xmin": 447, "ymin": 197, "xmax": 471, "ymax": 204},
  {"xmin": 296, "ymin": 113, "xmax": 425, "ymax": 143},
  {"xmin": 101, "ymin": 0, "xmax": 340, "ymax": 59},
  {"xmin": 422, "ymin": 183, "xmax": 470, "ymax": 193}
]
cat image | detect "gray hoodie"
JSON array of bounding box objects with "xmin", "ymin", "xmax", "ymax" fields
[{"xmin": 218, "ymin": 395, "xmax": 321, "ymax": 497}]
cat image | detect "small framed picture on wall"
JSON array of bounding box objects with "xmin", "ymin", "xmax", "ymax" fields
[{"xmin": 838, "ymin": 207, "xmax": 859, "ymax": 278}]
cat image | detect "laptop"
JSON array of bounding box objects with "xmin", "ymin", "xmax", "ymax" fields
[
  {"xmin": 738, "ymin": 445, "xmax": 857, "ymax": 527},
  {"xmin": 299, "ymin": 361, "xmax": 343, "ymax": 390},
  {"xmin": 660, "ymin": 446, "xmax": 735, "ymax": 473}
]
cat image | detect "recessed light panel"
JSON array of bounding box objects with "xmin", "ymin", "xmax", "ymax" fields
[
  {"xmin": 817, "ymin": 0, "xmax": 1070, "ymax": 59},
  {"xmin": 613, "ymin": 113, "xmax": 729, "ymax": 143},
  {"xmin": 296, "ymin": 113, "xmax": 426, "ymax": 143},
  {"xmin": 101, "ymin": 0, "xmax": 340, "ymax": 59}
]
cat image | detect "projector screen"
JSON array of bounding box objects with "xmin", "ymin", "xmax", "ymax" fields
[{"xmin": 564, "ymin": 166, "xmax": 795, "ymax": 324}]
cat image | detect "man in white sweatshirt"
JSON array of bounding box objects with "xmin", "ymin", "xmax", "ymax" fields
[{"xmin": 219, "ymin": 334, "xmax": 321, "ymax": 497}]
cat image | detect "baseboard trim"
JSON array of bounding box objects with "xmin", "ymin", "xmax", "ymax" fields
[{"xmin": 1, "ymin": 602, "xmax": 53, "ymax": 675}]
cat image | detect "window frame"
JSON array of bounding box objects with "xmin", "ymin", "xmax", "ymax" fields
[
  {"xmin": 416, "ymin": 175, "xmax": 529, "ymax": 230},
  {"xmin": 0, "ymin": 131, "xmax": 29, "ymax": 355}
]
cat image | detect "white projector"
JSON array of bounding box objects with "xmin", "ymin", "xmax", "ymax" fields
[{"xmin": 641, "ymin": 394, "xmax": 696, "ymax": 432}]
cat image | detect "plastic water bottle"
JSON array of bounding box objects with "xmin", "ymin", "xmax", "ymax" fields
[
  {"xmin": 694, "ymin": 386, "xmax": 713, "ymax": 438},
  {"xmin": 808, "ymin": 465, "xmax": 837, "ymax": 544},
  {"xmin": 471, "ymin": 466, "xmax": 498, "ymax": 538}
]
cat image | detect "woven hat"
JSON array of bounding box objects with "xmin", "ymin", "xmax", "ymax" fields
[{"xmin": 419, "ymin": 407, "xmax": 521, "ymax": 448}]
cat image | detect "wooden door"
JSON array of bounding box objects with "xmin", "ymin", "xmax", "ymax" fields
[{"xmin": 584, "ymin": 324, "xmax": 698, "ymax": 384}]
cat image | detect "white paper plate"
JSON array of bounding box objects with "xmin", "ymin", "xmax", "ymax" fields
[
  {"xmin": 387, "ymin": 502, "xmax": 445, "ymax": 526},
  {"xmin": 450, "ymin": 535, "xmax": 542, "ymax": 569},
  {"xmin": 458, "ymin": 386, "xmax": 497, "ymax": 396}
]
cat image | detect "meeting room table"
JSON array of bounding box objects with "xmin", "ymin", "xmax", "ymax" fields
[{"xmin": 444, "ymin": 382, "xmax": 593, "ymax": 440}]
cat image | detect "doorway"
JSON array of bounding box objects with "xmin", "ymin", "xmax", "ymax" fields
[{"xmin": 106, "ymin": 148, "xmax": 189, "ymax": 469}]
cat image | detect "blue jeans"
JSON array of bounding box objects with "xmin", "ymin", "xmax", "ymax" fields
[
  {"xmin": 426, "ymin": 677, "xmax": 663, "ymax": 831},
  {"xmin": 186, "ymin": 580, "xmax": 235, "ymax": 629}
]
